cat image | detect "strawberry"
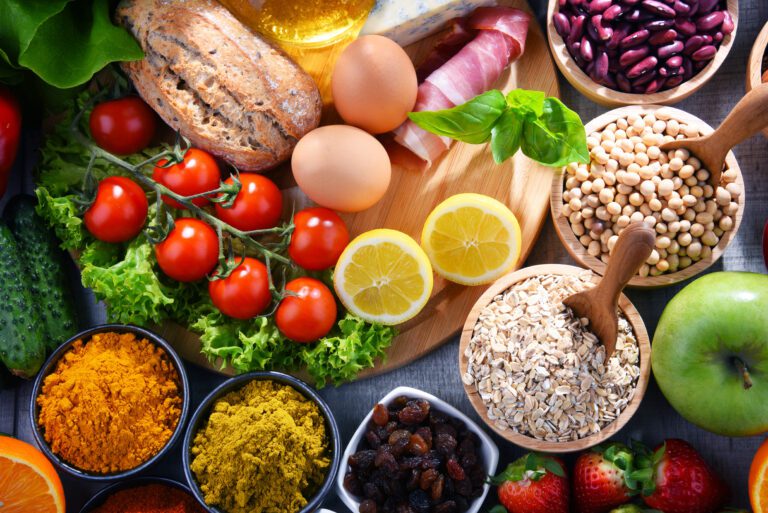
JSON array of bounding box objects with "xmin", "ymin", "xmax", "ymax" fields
[
  {"xmin": 640, "ymin": 439, "xmax": 729, "ymax": 513},
  {"xmin": 574, "ymin": 443, "xmax": 647, "ymax": 513},
  {"xmin": 491, "ymin": 453, "xmax": 569, "ymax": 513}
]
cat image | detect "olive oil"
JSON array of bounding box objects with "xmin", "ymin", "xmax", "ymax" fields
[{"xmin": 218, "ymin": 0, "xmax": 375, "ymax": 47}]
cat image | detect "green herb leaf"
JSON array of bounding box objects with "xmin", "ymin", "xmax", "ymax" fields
[
  {"xmin": 490, "ymin": 109, "xmax": 523, "ymax": 164},
  {"xmin": 505, "ymin": 89, "xmax": 545, "ymax": 119},
  {"xmin": 521, "ymin": 97, "xmax": 589, "ymax": 167},
  {"xmin": 408, "ymin": 90, "xmax": 507, "ymax": 144}
]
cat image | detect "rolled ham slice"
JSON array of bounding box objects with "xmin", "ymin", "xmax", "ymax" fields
[{"xmin": 393, "ymin": 7, "xmax": 531, "ymax": 167}]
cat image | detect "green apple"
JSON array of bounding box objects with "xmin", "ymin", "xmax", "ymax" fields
[{"xmin": 652, "ymin": 271, "xmax": 768, "ymax": 437}]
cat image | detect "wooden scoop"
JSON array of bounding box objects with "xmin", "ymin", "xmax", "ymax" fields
[
  {"xmin": 563, "ymin": 223, "xmax": 655, "ymax": 357},
  {"xmin": 660, "ymin": 82, "xmax": 768, "ymax": 187}
]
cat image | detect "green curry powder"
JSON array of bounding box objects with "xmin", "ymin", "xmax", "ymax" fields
[{"xmin": 190, "ymin": 380, "xmax": 330, "ymax": 513}]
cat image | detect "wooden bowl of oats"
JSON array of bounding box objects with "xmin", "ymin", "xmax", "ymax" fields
[{"xmin": 458, "ymin": 264, "xmax": 651, "ymax": 453}]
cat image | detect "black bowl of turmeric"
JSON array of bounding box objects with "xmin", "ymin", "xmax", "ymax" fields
[
  {"xmin": 30, "ymin": 324, "xmax": 190, "ymax": 481},
  {"xmin": 79, "ymin": 477, "xmax": 206, "ymax": 513},
  {"xmin": 183, "ymin": 372, "xmax": 341, "ymax": 513}
]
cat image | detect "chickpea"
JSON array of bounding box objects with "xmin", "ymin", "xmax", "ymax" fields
[
  {"xmin": 638, "ymin": 264, "xmax": 650, "ymax": 277},
  {"xmin": 604, "ymin": 171, "xmax": 617, "ymax": 186},
  {"xmin": 701, "ymin": 245, "xmax": 712, "ymax": 260},
  {"xmin": 591, "ymin": 178, "xmax": 605, "ymax": 193},
  {"xmin": 683, "ymin": 209, "xmax": 696, "ymax": 222},
  {"xmin": 647, "ymin": 249, "xmax": 660, "ymax": 265},
  {"xmin": 679, "ymin": 220, "xmax": 691, "ymax": 232},
  {"xmin": 719, "ymin": 216, "xmax": 733, "ymax": 231},
  {"xmin": 599, "ymin": 188, "xmax": 614, "ymax": 204},
  {"xmin": 587, "ymin": 240, "xmax": 601, "ymax": 256},
  {"xmin": 640, "ymin": 165, "xmax": 656, "ymax": 180},
  {"xmin": 639, "ymin": 204, "xmax": 652, "ymax": 216},
  {"xmin": 661, "ymin": 208, "xmax": 677, "ymax": 223},
  {"xmin": 615, "ymin": 129, "xmax": 627, "ymax": 140},
  {"xmin": 575, "ymin": 166, "xmax": 590, "ymax": 181},
  {"xmin": 669, "ymin": 157, "xmax": 684, "ymax": 171},
  {"xmin": 683, "ymin": 124, "xmax": 699, "ymax": 138},
  {"xmin": 600, "ymin": 140, "xmax": 615, "ymax": 152},
  {"xmin": 623, "ymin": 171, "xmax": 641, "ymax": 186},
  {"xmin": 668, "ymin": 240, "xmax": 680, "ymax": 255},
  {"xmin": 580, "ymin": 181, "xmax": 592, "ymax": 195},
  {"xmin": 705, "ymin": 200, "xmax": 718, "ymax": 215},
  {"xmin": 666, "ymin": 119, "xmax": 680, "ymax": 136},
  {"xmin": 616, "ymin": 184, "xmax": 634, "ymax": 195},
  {"xmin": 579, "ymin": 234, "xmax": 592, "ymax": 246},
  {"xmin": 684, "ymin": 176, "xmax": 698, "ymax": 187},
  {"xmin": 607, "ymin": 235, "xmax": 619, "ymax": 252},
  {"xmin": 606, "ymin": 159, "xmax": 619, "ymax": 173},
  {"xmin": 596, "ymin": 206, "xmax": 611, "ymax": 221},
  {"xmin": 703, "ymin": 185, "xmax": 714, "ymax": 199},
  {"xmin": 667, "ymin": 221, "xmax": 681, "ymax": 233},
  {"xmin": 652, "ymin": 120, "xmax": 666, "ymax": 134},
  {"xmin": 569, "ymin": 212, "xmax": 583, "ymax": 225},
  {"xmin": 667, "ymin": 254, "xmax": 679, "ymax": 271},
  {"xmin": 656, "ymin": 260, "xmax": 670, "ymax": 272},
  {"xmin": 635, "ymin": 152, "xmax": 650, "ymax": 166},
  {"xmin": 656, "ymin": 222, "xmax": 668, "ymax": 234},
  {"xmin": 724, "ymin": 202, "xmax": 739, "ymax": 216},
  {"xmin": 678, "ymin": 164, "xmax": 695, "ymax": 179},
  {"xmin": 690, "ymin": 223, "xmax": 705, "ymax": 238},
  {"xmin": 629, "ymin": 192, "xmax": 644, "ymax": 207},
  {"xmin": 616, "ymin": 215, "xmax": 631, "ymax": 228},
  {"xmin": 643, "ymin": 215, "xmax": 657, "ymax": 227},
  {"xmin": 607, "ymin": 202, "xmax": 622, "ymax": 216},
  {"xmin": 679, "ymin": 256, "xmax": 692, "ymax": 268},
  {"xmin": 695, "ymin": 212, "xmax": 714, "ymax": 225},
  {"xmin": 714, "ymin": 227, "xmax": 724, "ymax": 237},
  {"xmin": 678, "ymin": 232, "xmax": 692, "ymax": 247},
  {"xmin": 615, "ymin": 193, "xmax": 628, "ymax": 206},
  {"xmin": 582, "ymin": 207, "xmax": 595, "ymax": 219},
  {"xmin": 630, "ymin": 211, "xmax": 645, "ymax": 223},
  {"xmin": 725, "ymin": 182, "xmax": 742, "ymax": 198},
  {"xmin": 622, "ymin": 204, "xmax": 635, "ymax": 216},
  {"xmin": 617, "ymin": 118, "xmax": 629, "ymax": 130},
  {"xmin": 587, "ymin": 136, "xmax": 600, "ymax": 150},
  {"xmin": 656, "ymin": 235, "xmax": 671, "ymax": 249},
  {"xmin": 658, "ymin": 179, "xmax": 674, "ymax": 197},
  {"xmin": 572, "ymin": 223, "xmax": 585, "ymax": 236},
  {"xmin": 690, "ymin": 185, "xmax": 704, "ymax": 198},
  {"xmin": 702, "ymin": 230, "xmax": 718, "ymax": 247},
  {"xmin": 568, "ymin": 197, "xmax": 582, "ymax": 211},
  {"xmin": 722, "ymin": 168, "xmax": 738, "ymax": 182},
  {"xmin": 640, "ymin": 180, "xmax": 655, "ymax": 196},
  {"xmin": 668, "ymin": 197, "xmax": 683, "ymax": 210}
]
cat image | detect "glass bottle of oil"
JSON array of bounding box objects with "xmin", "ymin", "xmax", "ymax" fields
[{"xmin": 218, "ymin": 0, "xmax": 376, "ymax": 47}]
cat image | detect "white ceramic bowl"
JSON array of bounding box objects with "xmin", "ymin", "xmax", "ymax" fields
[{"xmin": 336, "ymin": 386, "xmax": 500, "ymax": 513}]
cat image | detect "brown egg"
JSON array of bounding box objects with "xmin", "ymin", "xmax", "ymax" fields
[
  {"xmin": 332, "ymin": 35, "xmax": 418, "ymax": 134},
  {"xmin": 291, "ymin": 125, "xmax": 391, "ymax": 212}
]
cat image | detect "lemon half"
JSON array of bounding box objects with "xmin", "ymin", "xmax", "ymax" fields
[
  {"xmin": 421, "ymin": 193, "xmax": 522, "ymax": 286},
  {"xmin": 334, "ymin": 229, "xmax": 433, "ymax": 325}
]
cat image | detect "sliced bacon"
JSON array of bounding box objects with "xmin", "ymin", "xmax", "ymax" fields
[{"xmin": 393, "ymin": 7, "xmax": 531, "ymax": 167}]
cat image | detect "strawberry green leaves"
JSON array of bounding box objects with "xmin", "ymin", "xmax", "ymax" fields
[
  {"xmin": 491, "ymin": 453, "xmax": 565, "ymax": 484},
  {"xmin": 408, "ymin": 89, "xmax": 589, "ymax": 168}
]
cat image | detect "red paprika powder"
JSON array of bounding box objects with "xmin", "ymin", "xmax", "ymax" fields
[{"xmin": 92, "ymin": 484, "xmax": 207, "ymax": 513}]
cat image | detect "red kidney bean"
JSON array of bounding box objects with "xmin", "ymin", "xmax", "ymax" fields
[
  {"xmin": 648, "ymin": 29, "xmax": 677, "ymax": 45},
  {"xmin": 645, "ymin": 77, "xmax": 666, "ymax": 93},
  {"xmin": 642, "ymin": 0, "xmax": 676, "ymax": 18},
  {"xmin": 666, "ymin": 55, "xmax": 683, "ymax": 67},
  {"xmin": 683, "ymin": 34, "xmax": 705, "ymax": 54},
  {"xmin": 627, "ymin": 55, "xmax": 658, "ymax": 78},
  {"xmin": 682, "ymin": 56, "xmax": 694, "ymax": 79},
  {"xmin": 674, "ymin": 0, "xmax": 692, "ymax": 15},
  {"xmin": 674, "ymin": 18, "xmax": 697, "ymax": 36},
  {"xmin": 712, "ymin": 30, "xmax": 723, "ymax": 42},
  {"xmin": 626, "ymin": 8, "xmax": 643, "ymax": 21},
  {"xmin": 619, "ymin": 45, "xmax": 651, "ymax": 67},
  {"xmin": 601, "ymin": 73, "xmax": 618, "ymax": 88},
  {"xmin": 603, "ymin": 4, "xmax": 624, "ymax": 21},
  {"xmin": 567, "ymin": 15, "xmax": 586, "ymax": 45},
  {"xmin": 658, "ymin": 40, "xmax": 684, "ymax": 58},
  {"xmin": 696, "ymin": 11, "xmax": 724, "ymax": 31},
  {"xmin": 698, "ymin": 0, "xmax": 719, "ymax": 14},
  {"xmin": 692, "ymin": 44, "xmax": 717, "ymax": 61},
  {"xmin": 621, "ymin": 29, "xmax": 650, "ymax": 47},
  {"xmin": 607, "ymin": 24, "xmax": 631, "ymax": 49},
  {"xmin": 721, "ymin": 11, "xmax": 734, "ymax": 34},
  {"xmin": 646, "ymin": 19, "xmax": 675, "ymax": 30},
  {"xmin": 595, "ymin": 50, "xmax": 610, "ymax": 79},
  {"xmin": 633, "ymin": 68, "xmax": 658, "ymax": 85},
  {"xmin": 622, "ymin": 0, "xmax": 642, "ymax": 5},
  {"xmin": 554, "ymin": 13, "xmax": 571, "ymax": 38},
  {"xmin": 589, "ymin": 0, "xmax": 614, "ymax": 14},
  {"xmin": 559, "ymin": 0, "xmax": 567, "ymax": 7},
  {"xmin": 702, "ymin": 34, "xmax": 714, "ymax": 43},
  {"xmin": 591, "ymin": 15, "xmax": 613, "ymax": 40},
  {"xmin": 616, "ymin": 73, "xmax": 632, "ymax": 92},
  {"xmin": 580, "ymin": 36, "xmax": 595, "ymax": 61},
  {"xmin": 666, "ymin": 75, "xmax": 684, "ymax": 87},
  {"xmin": 693, "ymin": 59, "xmax": 710, "ymax": 70}
]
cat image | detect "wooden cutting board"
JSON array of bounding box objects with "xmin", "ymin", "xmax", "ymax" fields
[{"xmin": 162, "ymin": 0, "xmax": 560, "ymax": 379}]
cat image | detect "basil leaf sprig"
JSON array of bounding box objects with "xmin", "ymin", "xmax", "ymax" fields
[{"xmin": 408, "ymin": 89, "xmax": 590, "ymax": 167}]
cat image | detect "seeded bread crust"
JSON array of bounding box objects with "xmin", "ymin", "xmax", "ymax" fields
[{"xmin": 116, "ymin": 0, "xmax": 322, "ymax": 171}]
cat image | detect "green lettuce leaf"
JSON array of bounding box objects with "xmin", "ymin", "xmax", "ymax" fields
[
  {"xmin": 300, "ymin": 315, "xmax": 396, "ymax": 387},
  {"xmin": 79, "ymin": 237, "xmax": 174, "ymax": 325},
  {"xmin": 34, "ymin": 187, "xmax": 87, "ymax": 249}
]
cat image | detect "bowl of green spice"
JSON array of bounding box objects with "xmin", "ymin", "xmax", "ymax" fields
[{"xmin": 183, "ymin": 371, "xmax": 341, "ymax": 513}]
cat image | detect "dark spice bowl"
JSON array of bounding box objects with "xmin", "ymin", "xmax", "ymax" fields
[
  {"xmin": 30, "ymin": 324, "xmax": 190, "ymax": 481},
  {"xmin": 79, "ymin": 476, "xmax": 196, "ymax": 513},
  {"xmin": 183, "ymin": 371, "xmax": 342, "ymax": 513},
  {"xmin": 336, "ymin": 386, "xmax": 499, "ymax": 513}
]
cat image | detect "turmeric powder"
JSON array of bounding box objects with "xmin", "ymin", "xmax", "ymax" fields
[
  {"xmin": 36, "ymin": 331, "xmax": 182, "ymax": 474},
  {"xmin": 190, "ymin": 379, "xmax": 330, "ymax": 513}
]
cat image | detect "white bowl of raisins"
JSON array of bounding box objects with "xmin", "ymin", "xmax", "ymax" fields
[{"xmin": 336, "ymin": 387, "xmax": 499, "ymax": 513}]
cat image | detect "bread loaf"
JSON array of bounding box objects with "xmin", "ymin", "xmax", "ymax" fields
[{"xmin": 116, "ymin": 0, "xmax": 322, "ymax": 172}]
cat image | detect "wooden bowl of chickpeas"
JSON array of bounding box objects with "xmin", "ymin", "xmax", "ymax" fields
[{"xmin": 550, "ymin": 105, "xmax": 745, "ymax": 288}]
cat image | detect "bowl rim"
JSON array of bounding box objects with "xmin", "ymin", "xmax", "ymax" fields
[
  {"xmin": 182, "ymin": 371, "xmax": 342, "ymax": 513},
  {"xmin": 29, "ymin": 323, "xmax": 191, "ymax": 481},
  {"xmin": 78, "ymin": 476, "xmax": 195, "ymax": 513},
  {"xmin": 549, "ymin": 104, "xmax": 745, "ymax": 288},
  {"xmin": 546, "ymin": 0, "xmax": 739, "ymax": 107},
  {"xmin": 335, "ymin": 385, "xmax": 500, "ymax": 513},
  {"xmin": 458, "ymin": 264, "xmax": 651, "ymax": 453}
]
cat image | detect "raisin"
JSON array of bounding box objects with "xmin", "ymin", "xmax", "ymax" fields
[
  {"xmin": 430, "ymin": 474, "xmax": 445, "ymax": 501},
  {"xmin": 396, "ymin": 504, "xmax": 415, "ymax": 513},
  {"xmin": 454, "ymin": 478, "xmax": 472, "ymax": 497},
  {"xmin": 373, "ymin": 404, "xmax": 390, "ymax": 426},
  {"xmin": 430, "ymin": 410, "xmax": 449, "ymax": 425},
  {"xmin": 435, "ymin": 433, "xmax": 458, "ymax": 456},
  {"xmin": 399, "ymin": 456, "xmax": 423, "ymax": 470},
  {"xmin": 434, "ymin": 501, "xmax": 457, "ymax": 513},
  {"xmin": 406, "ymin": 469, "xmax": 421, "ymax": 491},
  {"xmin": 460, "ymin": 453, "xmax": 477, "ymax": 468},
  {"xmin": 360, "ymin": 500, "xmax": 378, "ymax": 513},
  {"xmin": 350, "ymin": 450, "xmax": 377, "ymax": 471},
  {"xmin": 364, "ymin": 482, "xmax": 383, "ymax": 502},
  {"xmin": 389, "ymin": 429, "xmax": 411, "ymax": 445},
  {"xmin": 415, "ymin": 427, "xmax": 432, "ymax": 449},
  {"xmin": 419, "ymin": 468, "xmax": 439, "ymax": 490},
  {"xmin": 382, "ymin": 498, "xmax": 397, "ymax": 513},
  {"xmin": 408, "ymin": 490, "xmax": 431, "ymax": 513},
  {"xmin": 344, "ymin": 473, "xmax": 363, "ymax": 495},
  {"xmin": 454, "ymin": 496, "xmax": 469, "ymax": 513},
  {"xmin": 420, "ymin": 451, "xmax": 442, "ymax": 470},
  {"xmin": 375, "ymin": 449, "xmax": 399, "ymax": 474},
  {"xmin": 399, "ymin": 400, "xmax": 430, "ymax": 425},
  {"xmin": 446, "ymin": 458, "xmax": 466, "ymax": 481},
  {"xmin": 392, "ymin": 396, "xmax": 410, "ymax": 409},
  {"xmin": 386, "ymin": 420, "xmax": 399, "ymax": 434},
  {"xmin": 365, "ymin": 430, "xmax": 382, "ymax": 449},
  {"xmin": 434, "ymin": 423, "xmax": 457, "ymax": 439},
  {"xmin": 456, "ymin": 438, "xmax": 475, "ymax": 457},
  {"xmin": 376, "ymin": 425, "xmax": 391, "ymax": 440},
  {"xmin": 408, "ymin": 434, "xmax": 429, "ymax": 455},
  {"xmin": 468, "ymin": 464, "xmax": 486, "ymax": 487}
]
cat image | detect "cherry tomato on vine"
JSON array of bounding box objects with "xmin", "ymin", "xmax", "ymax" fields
[
  {"xmin": 89, "ymin": 97, "xmax": 157, "ymax": 155},
  {"xmin": 155, "ymin": 218, "xmax": 218, "ymax": 282},
  {"xmin": 276, "ymin": 277, "xmax": 337, "ymax": 343},
  {"xmin": 209, "ymin": 257, "xmax": 271, "ymax": 319},
  {"xmin": 215, "ymin": 173, "xmax": 283, "ymax": 231},
  {"xmin": 84, "ymin": 176, "xmax": 148, "ymax": 243},
  {"xmin": 153, "ymin": 148, "xmax": 221, "ymax": 209},
  {"xmin": 288, "ymin": 207, "xmax": 349, "ymax": 270}
]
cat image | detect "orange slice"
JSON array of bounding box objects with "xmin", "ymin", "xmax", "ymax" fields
[
  {"xmin": 751, "ymin": 437, "xmax": 768, "ymax": 512},
  {"xmin": 0, "ymin": 436, "xmax": 65, "ymax": 513}
]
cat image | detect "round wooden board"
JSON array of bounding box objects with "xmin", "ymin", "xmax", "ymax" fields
[{"xmin": 164, "ymin": 0, "xmax": 561, "ymax": 380}]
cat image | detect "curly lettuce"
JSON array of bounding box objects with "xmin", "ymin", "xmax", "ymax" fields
[{"xmin": 34, "ymin": 187, "xmax": 88, "ymax": 249}]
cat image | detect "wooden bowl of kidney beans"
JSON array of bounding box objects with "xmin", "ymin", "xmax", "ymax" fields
[{"xmin": 547, "ymin": 0, "xmax": 738, "ymax": 106}]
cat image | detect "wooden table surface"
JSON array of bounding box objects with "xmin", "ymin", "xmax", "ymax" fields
[{"xmin": 1, "ymin": 1, "xmax": 766, "ymax": 511}]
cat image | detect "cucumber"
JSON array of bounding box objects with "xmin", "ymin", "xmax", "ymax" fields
[
  {"xmin": 3, "ymin": 195, "xmax": 78, "ymax": 351},
  {"xmin": 0, "ymin": 222, "xmax": 46, "ymax": 378}
]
